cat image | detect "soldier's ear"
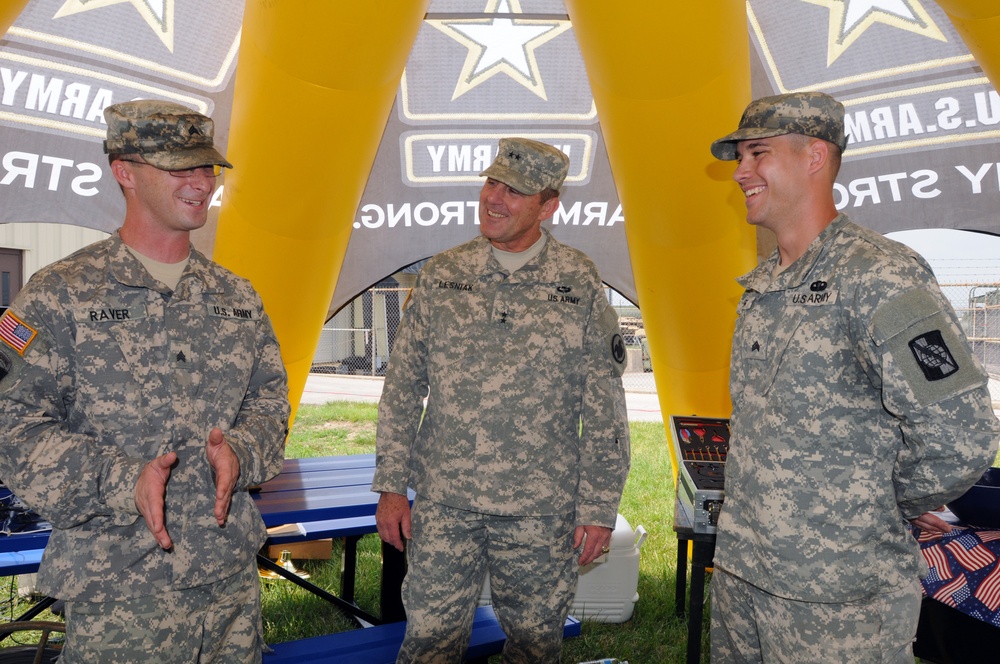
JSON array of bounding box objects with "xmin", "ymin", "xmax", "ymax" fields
[
  {"xmin": 111, "ymin": 159, "xmax": 138, "ymax": 190},
  {"xmin": 539, "ymin": 194, "xmax": 559, "ymax": 221},
  {"xmin": 806, "ymin": 138, "xmax": 829, "ymax": 175}
]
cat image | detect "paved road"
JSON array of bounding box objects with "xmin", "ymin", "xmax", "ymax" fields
[
  {"xmin": 302, "ymin": 374, "xmax": 1000, "ymax": 425},
  {"xmin": 301, "ymin": 373, "xmax": 665, "ymax": 422}
]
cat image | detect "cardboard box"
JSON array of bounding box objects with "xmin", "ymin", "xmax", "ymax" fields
[
  {"xmin": 478, "ymin": 514, "xmax": 648, "ymax": 623},
  {"xmin": 266, "ymin": 539, "xmax": 333, "ymax": 560}
]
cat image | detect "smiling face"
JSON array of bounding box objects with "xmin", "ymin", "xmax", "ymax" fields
[
  {"xmin": 478, "ymin": 178, "xmax": 559, "ymax": 252},
  {"xmin": 732, "ymin": 133, "xmax": 813, "ymax": 233},
  {"xmin": 115, "ymin": 158, "xmax": 217, "ymax": 234}
]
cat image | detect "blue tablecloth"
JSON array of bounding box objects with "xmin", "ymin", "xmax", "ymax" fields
[{"xmin": 916, "ymin": 525, "xmax": 1000, "ymax": 629}]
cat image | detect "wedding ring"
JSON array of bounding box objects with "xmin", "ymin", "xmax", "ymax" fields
[{"xmin": 601, "ymin": 546, "xmax": 610, "ymax": 553}]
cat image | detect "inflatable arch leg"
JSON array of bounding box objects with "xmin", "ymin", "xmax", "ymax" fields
[
  {"xmin": 0, "ymin": 1, "xmax": 30, "ymax": 36},
  {"xmin": 565, "ymin": 3, "xmax": 758, "ymax": 474},
  {"xmin": 935, "ymin": 1, "xmax": 1000, "ymax": 90},
  {"xmin": 214, "ymin": 1, "xmax": 429, "ymax": 425}
]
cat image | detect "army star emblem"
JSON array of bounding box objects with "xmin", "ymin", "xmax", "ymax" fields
[
  {"xmin": 427, "ymin": 0, "xmax": 571, "ymax": 101},
  {"xmin": 799, "ymin": 0, "xmax": 947, "ymax": 65},
  {"xmin": 54, "ymin": 0, "xmax": 176, "ymax": 52}
]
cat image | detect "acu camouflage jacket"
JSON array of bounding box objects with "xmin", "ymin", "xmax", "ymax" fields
[
  {"xmin": 717, "ymin": 214, "xmax": 999, "ymax": 602},
  {"xmin": 0, "ymin": 233, "xmax": 289, "ymax": 601},
  {"xmin": 372, "ymin": 231, "xmax": 630, "ymax": 528}
]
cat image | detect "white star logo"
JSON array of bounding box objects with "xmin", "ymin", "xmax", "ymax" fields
[
  {"xmin": 54, "ymin": 0, "xmax": 175, "ymax": 52},
  {"xmin": 800, "ymin": 0, "xmax": 947, "ymax": 65},
  {"xmin": 427, "ymin": 0, "xmax": 570, "ymax": 101}
]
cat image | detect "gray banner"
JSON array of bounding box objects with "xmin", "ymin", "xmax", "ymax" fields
[
  {"xmin": 0, "ymin": 0, "xmax": 241, "ymax": 232},
  {"xmin": 332, "ymin": 1, "xmax": 630, "ymax": 312},
  {"xmin": 1, "ymin": 0, "xmax": 997, "ymax": 317},
  {"xmin": 748, "ymin": 0, "xmax": 1000, "ymax": 235}
]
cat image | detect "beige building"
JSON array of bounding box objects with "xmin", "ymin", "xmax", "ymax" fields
[{"xmin": 0, "ymin": 223, "xmax": 109, "ymax": 312}]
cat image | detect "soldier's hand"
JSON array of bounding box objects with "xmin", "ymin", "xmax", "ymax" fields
[
  {"xmin": 910, "ymin": 509, "xmax": 953, "ymax": 535},
  {"xmin": 136, "ymin": 451, "xmax": 178, "ymax": 550},
  {"xmin": 376, "ymin": 492, "xmax": 411, "ymax": 552},
  {"xmin": 206, "ymin": 428, "xmax": 239, "ymax": 526},
  {"xmin": 574, "ymin": 524, "xmax": 612, "ymax": 566}
]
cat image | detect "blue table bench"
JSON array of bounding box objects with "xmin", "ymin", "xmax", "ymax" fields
[
  {"xmin": 257, "ymin": 514, "xmax": 396, "ymax": 626},
  {"xmin": 0, "ymin": 518, "xmax": 388, "ymax": 625},
  {"xmin": 263, "ymin": 606, "xmax": 581, "ymax": 664},
  {"xmin": 252, "ymin": 455, "xmax": 409, "ymax": 623},
  {"xmin": 0, "ymin": 548, "xmax": 43, "ymax": 577}
]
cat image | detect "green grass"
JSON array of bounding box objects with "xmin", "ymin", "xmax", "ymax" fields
[
  {"xmin": 263, "ymin": 401, "xmax": 707, "ymax": 663},
  {"xmin": 283, "ymin": 401, "xmax": 380, "ymax": 458}
]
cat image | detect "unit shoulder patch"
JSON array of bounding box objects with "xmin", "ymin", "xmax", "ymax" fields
[
  {"xmin": 610, "ymin": 331, "xmax": 627, "ymax": 369},
  {"xmin": 908, "ymin": 330, "xmax": 958, "ymax": 381},
  {"xmin": 598, "ymin": 304, "xmax": 627, "ymax": 377},
  {"xmin": 0, "ymin": 348, "xmax": 12, "ymax": 383}
]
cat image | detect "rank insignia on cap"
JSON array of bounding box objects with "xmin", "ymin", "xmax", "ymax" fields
[
  {"xmin": 908, "ymin": 330, "xmax": 958, "ymax": 381},
  {"xmin": 0, "ymin": 311, "xmax": 36, "ymax": 356}
]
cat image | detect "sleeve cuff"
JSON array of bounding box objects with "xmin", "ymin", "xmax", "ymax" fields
[
  {"xmin": 370, "ymin": 467, "xmax": 410, "ymax": 496},
  {"xmin": 103, "ymin": 456, "xmax": 146, "ymax": 524},
  {"xmin": 575, "ymin": 501, "xmax": 620, "ymax": 530}
]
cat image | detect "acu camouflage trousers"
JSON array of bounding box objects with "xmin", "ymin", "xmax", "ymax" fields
[
  {"xmin": 61, "ymin": 561, "xmax": 262, "ymax": 663},
  {"xmin": 710, "ymin": 566, "xmax": 922, "ymax": 663},
  {"xmin": 397, "ymin": 498, "xmax": 578, "ymax": 664}
]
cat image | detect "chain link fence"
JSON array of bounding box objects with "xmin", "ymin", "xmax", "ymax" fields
[
  {"xmin": 311, "ymin": 287, "xmax": 407, "ymax": 377},
  {"xmin": 931, "ymin": 257, "xmax": 1000, "ymax": 404},
  {"xmin": 310, "ymin": 286, "xmax": 659, "ymax": 390},
  {"xmin": 940, "ymin": 281, "xmax": 1000, "ymax": 405},
  {"xmin": 312, "ymin": 276, "xmax": 1000, "ymax": 403}
]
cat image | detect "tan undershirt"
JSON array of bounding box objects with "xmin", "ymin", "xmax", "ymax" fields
[
  {"xmin": 492, "ymin": 233, "xmax": 546, "ymax": 273},
  {"xmin": 126, "ymin": 246, "xmax": 188, "ymax": 291}
]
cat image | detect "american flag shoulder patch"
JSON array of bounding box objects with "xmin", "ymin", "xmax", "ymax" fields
[{"xmin": 0, "ymin": 311, "xmax": 37, "ymax": 355}]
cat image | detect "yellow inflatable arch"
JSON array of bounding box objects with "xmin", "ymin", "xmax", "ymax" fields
[{"xmin": 213, "ymin": 0, "xmax": 1000, "ymax": 439}]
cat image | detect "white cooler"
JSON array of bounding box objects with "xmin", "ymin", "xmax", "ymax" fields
[{"xmin": 477, "ymin": 513, "xmax": 648, "ymax": 623}]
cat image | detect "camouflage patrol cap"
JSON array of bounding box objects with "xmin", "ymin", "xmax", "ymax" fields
[
  {"xmin": 710, "ymin": 91, "xmax": 847, "ymax": 161},
  {"xmin": 103, "ymin": 100, "xmax": 233, "ymax": 171},
  {"xmin": 479, "ymin": 137, "xmax": 569, "ymax": 195}
]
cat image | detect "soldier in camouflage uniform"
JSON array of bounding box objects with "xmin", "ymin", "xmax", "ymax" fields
[
  {"xmin": 0, "ymin": 100, "xmax": 290, "ymax": 663},
  {"xmin": 373, "ymin": 137, "xmax": 630, "ymax": 663},
  {"xmin": 708, "ymin": 91, "xmax": 1000, "ymax": 662}
]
